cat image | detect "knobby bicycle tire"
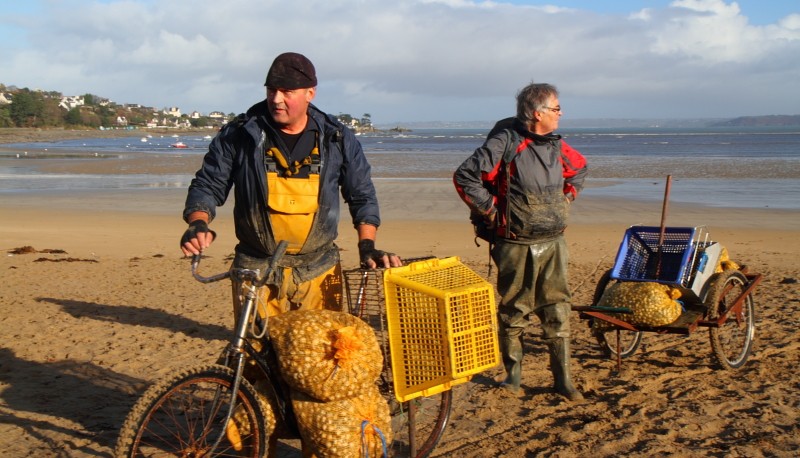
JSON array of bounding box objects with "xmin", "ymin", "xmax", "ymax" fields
[{"xmin": 115, "ymin": 364, "xmax": 267, "ymax": 458}]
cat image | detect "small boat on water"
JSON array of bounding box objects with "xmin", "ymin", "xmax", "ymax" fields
[
  {"xmin": 170, "ymin": 142, "xmax": 188, "ymax": 148},
  {"xmin": 203, "ymin": 135, "xmax": 213, "ymax": 140}
]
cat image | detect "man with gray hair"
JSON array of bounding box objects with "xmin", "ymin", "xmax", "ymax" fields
[{"xmin": 454, "ymin": 82, "xmax": 587, "ymax": 401}]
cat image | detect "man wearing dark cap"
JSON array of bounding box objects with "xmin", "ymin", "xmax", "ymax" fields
[
  {"xmin": 182, "ymin": 50, "xmax": 399, "ymax": 302},
  {"xmin": 181, "ymin": 50, "xmax": 399, "ymax": 375}
]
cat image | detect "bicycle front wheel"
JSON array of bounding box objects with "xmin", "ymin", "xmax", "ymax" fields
[{"xmin": 115, "ymin": 364, "xmax": 268, "ymax": 458}]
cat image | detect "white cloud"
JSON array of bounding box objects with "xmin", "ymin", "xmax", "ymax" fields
[
  {"xmin": 1, "ymin": 0, "xmax": 798, "ymax": 122},
  {"xmin": 779, "ymin": 13, "xmax": 800, "ymax": 30},
  {"xmin": 645, "ymin": 0, "xmax": 765, "ymax": 63}
]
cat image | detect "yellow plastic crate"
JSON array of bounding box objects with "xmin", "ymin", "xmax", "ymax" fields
[{"xmin": 383, "ymin": 257, "xmax": 500, "ymax": 402}]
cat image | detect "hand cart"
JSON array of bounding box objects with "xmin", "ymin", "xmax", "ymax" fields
[
  {"xmin": 574, "ymin": 177, "xmax": 762, "ymax": 372},
  {"xmin": 574, "ymin": 225, "xmax": 762, "ymax": 371}
]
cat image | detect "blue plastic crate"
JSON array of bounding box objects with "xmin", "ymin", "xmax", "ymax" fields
[{"xmin": 610, "ymin": 226, "xmax": 697, "ymax": 286}]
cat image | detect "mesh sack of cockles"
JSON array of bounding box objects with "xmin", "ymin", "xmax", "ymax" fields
[
  {"xmin": 292, "ymin": 384, "xmax": 392, "ymax": 458},
  {"xmin": 268, "ymin": 309, "xmax": 383, "ymax": 402},
  {"xmin": 596, "ymin": 281, "xmax": 683, "ymax": 327},
  {"xmin": 715, "ymin": 246, "xmax": 740, "ymax": 273}
]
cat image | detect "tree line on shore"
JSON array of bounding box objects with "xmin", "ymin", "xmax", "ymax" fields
[
  {"xmin": 0, "ymin": 84, "xmax": 376, "ymax": 132},
  {"xmin": 0, "ymin": 85, "xmax": 229, "ymax": 130}
]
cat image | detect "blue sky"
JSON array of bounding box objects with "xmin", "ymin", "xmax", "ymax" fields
[
  {"xmin": 1, "ymin": 0, "xmax": 798, "ymax": 123},
  {"xmin": 503, "ymin": 0, "xmax": 796, "ymax": 25}
]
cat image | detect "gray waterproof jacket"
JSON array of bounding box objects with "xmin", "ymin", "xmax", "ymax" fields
[{"xmin": 454, "ymin": 120, "xmax": 587, "ymax": 243}]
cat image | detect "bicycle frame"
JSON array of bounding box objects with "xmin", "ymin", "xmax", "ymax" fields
[{"xmin": 190, "ymin": 241, "xmax": 298, "ymax": 452}]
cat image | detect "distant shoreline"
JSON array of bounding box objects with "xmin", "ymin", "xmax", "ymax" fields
[
  {"xmin": 375, "ymin": 115, "xmax": 800, "ymax": 130},
  {"xmin": 0, "ymin": 127, "xmax": 216, "ymax": 146},
  {"xmin": 4, "ymin": 113, "xmax": 800, "ymax": 146}
]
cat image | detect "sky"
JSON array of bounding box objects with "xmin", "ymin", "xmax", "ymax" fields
[{"xmin": 1, "ymin": 0, "xmax": 798, "ymax": 124}]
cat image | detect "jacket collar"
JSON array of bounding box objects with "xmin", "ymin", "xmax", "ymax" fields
[{"xmin": 514, "ymin": 118, "xmax": 562, "ymax": 144}]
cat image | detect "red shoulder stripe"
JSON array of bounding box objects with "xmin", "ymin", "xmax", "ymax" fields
[{"xmin": 559, "ymin": 140, "xmax": 586, "ymax": 178}]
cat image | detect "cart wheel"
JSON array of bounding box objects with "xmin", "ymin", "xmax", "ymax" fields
[
  {"xmin": 706, "ymin": 270, "xmax": 755, "ymax": 370},
  {"xmin": 591, "ymin": 269, "xmax": 643, "ymax": 358},
  {"xmin": 595, "ymin": 328, "xmax": 643, "ymax": 359}
]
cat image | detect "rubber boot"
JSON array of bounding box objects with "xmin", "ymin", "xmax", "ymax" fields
[
  {"xmin": 495, "ymin": 331, "xmax": 523, "ymax": 393},
  {"xmin": 546, "ymin": 337, "xmax": 584, "ymax": 401}
]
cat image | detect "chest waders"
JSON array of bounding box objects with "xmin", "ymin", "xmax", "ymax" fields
[
  {"xmin": 254, "ymin": 135, "xmax": 344, "ymax": 317},
  {"xmin": 264, "ymin": 135, "xmax": 322, "ymax": 255},
  {"xmin": 493, "ymin": 136, "xmax": 583, "ymax": 401}
]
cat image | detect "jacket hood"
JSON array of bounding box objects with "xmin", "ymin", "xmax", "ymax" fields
[
  {"xmin": 513, "ymin": 118, "xmax": 562, "ymax": 143},
  {"xmin": 245, "ymin": 99, "xmax": 269, "ymax": 118}
]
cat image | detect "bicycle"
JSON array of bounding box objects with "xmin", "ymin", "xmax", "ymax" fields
[{"xmin": 115, "ymin": 243, "xmax": 452, "ymax": 457}]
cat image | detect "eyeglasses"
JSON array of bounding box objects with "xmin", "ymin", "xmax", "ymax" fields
[{"xmin": 541, "ymin": 106, "xmax": 562, "ymax": 114}]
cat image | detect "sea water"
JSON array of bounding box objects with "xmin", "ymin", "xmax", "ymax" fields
[{"xmin": 1, "ymin": 127, "xmax": 798, "ymax": 209}]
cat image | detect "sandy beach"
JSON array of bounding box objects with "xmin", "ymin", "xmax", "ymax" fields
[{"xmin": 1, "ymin": 129, "xmax": 798, "ymax": 457}]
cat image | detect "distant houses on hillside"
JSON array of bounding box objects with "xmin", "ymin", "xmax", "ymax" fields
[
  {"xmin": 59, "ymin": 95, "xmax": 85, "ymax": 110},
  {"xmin": 1, "ymin": 84, "xmax": 378, "ymax": 131},
  {"xmin": 0, "ymin": 88, "xmax": 320, "ymax": 123},
  {"xmin": 0, "ymin": 85, "xmax": 233, "ymax": 129}
]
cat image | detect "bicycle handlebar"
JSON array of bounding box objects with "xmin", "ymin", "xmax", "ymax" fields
[
  {"xmin": 191, "ymin": 254, "xmax": 231, "ymax": 283},
  {"xmin": 190, "ymin": 241, "xmax": 290, "ymax": 285},
  {"xmin": 192, "ymin": 243, "xmax": 427, "ymax": 286}
]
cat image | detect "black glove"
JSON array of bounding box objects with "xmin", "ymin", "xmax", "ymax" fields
[
  {"xmin": 180, "ymin": 220, "xmax": 217, "ymax": 247},
  {"xmin": 358, "ymin": 239, "xmax": 389, "ymax": 268}
]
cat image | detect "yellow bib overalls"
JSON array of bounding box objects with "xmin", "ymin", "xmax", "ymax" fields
[{"xmin": 245, "ymin": 140, "xmax": 342, "ymax": 318}]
